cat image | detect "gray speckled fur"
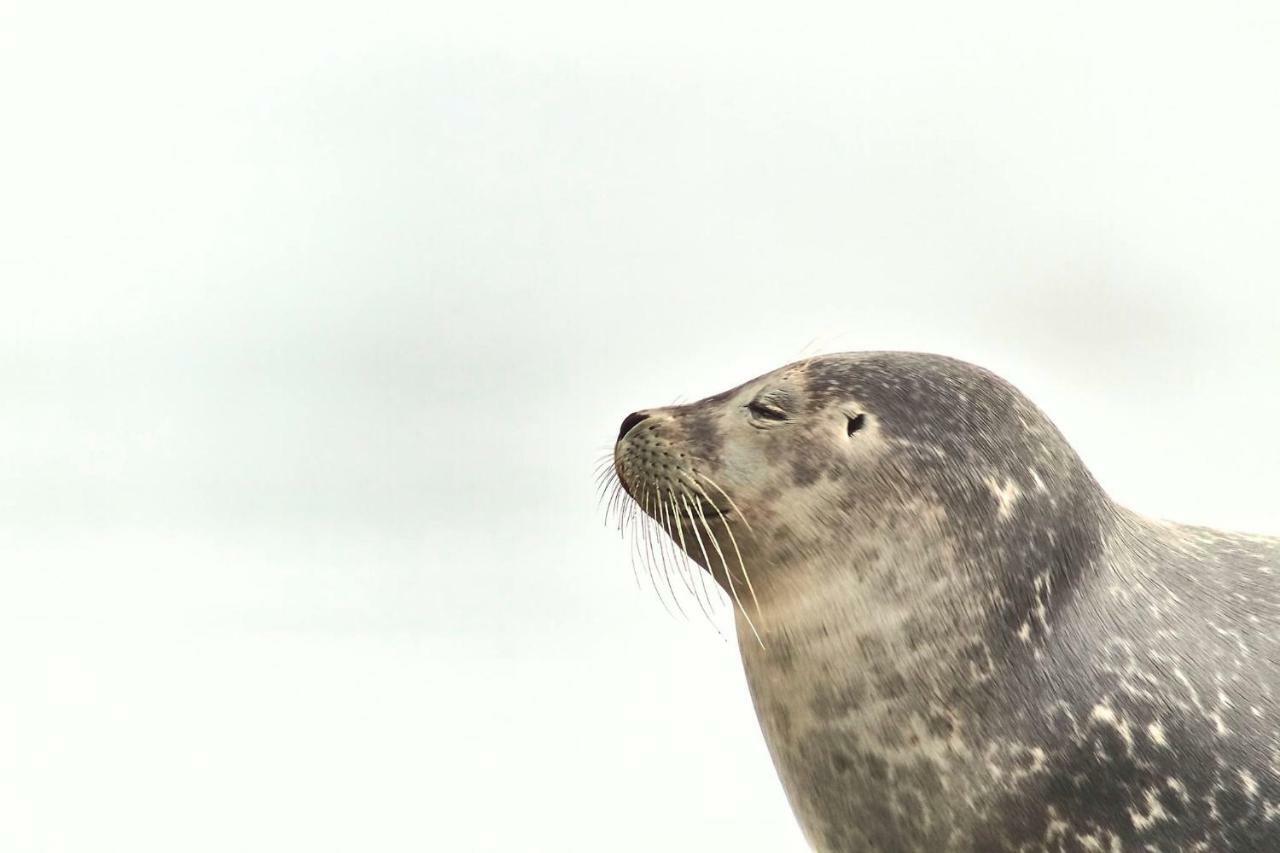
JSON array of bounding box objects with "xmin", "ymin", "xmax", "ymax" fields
[{"xmin": 612, "ymin": 352, "xmax": 1280, "ymax": 852}]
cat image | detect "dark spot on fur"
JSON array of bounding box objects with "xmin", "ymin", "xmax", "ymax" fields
[
  {"xmin": 790, "ymin": 453, "xmax": 823, "ymax": 487},
  {"xmin": 924, "ymin": 708, "xmax": 956, "ymax": 739},
  {"xmin": 679, "ymin": 409, "xmax": 726, "ymax": 466}
]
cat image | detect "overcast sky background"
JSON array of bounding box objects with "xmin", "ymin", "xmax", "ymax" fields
[{"xmin": 3, "ymin": 1, "xmax": 1280, "ymax": 851}]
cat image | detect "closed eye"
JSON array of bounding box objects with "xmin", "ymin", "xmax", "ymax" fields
[{"xmin": 747, "ymin": 401, "xmax": 789, "ymax": 421}]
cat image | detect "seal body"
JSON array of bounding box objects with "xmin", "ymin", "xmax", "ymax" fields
[{"xmin": 611, "ymin": 352, "xmax": 1280, "ymax": 852}]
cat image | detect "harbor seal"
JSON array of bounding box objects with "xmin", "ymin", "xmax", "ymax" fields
[{"xmin": 607, "ymin": 351, "xmax": 1280, "ymax": 852}]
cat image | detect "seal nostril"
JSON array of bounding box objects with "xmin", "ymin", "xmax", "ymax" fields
[{"xmin": 618, "ymin": 411, "xmax": 651, "ymax": 442}]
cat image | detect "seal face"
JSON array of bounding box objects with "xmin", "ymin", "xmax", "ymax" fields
[{"xmin": 609, "ymin": 351, "xmax": 1280, "ymax": 852}]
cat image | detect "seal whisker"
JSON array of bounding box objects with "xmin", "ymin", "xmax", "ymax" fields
[
  {"xmin": 690, "ymin": 496, "xmax": 764, "ymax": 648},
  {"xmin": 593, "ymin": 455, "xmax": 616, "ymax": 483},
  {"xmin": 675, "ymin": 490, "xmax": 731, "ymax": 631},
  {"xmin": 597, "ymin": 472, "xmax": 617, "ymax": 522},
  {"xmin": 666, "ymin": 486, "xmax": 718, "ymax": 627},
  {"xmin": 604, "ymin": 479, "xmax": 627, "ymax": 531},
  {"xmin": 598, "ymin": 473, "xmax": 626, "ymax": 516},
  {"xmin": 708, "ymin": 502, "xmax": 760, "ymax": 616},
  {"xmin": 598, "ymin": 475, "xmax": 617, "ymax": 514},
  {"xmin": 645, "ymin": 486, "xmax": 691, "ymax": 619},
  {"xmin": 613, "ymin": 483, "xmax": 633, "ymax": 536},
  {"xmin": 653, "ymin": 497, "xmax": 691, "ymax": 619},
  {"xmin": 614, "ymin": 484, "xmax": 644, "ymax": 592},
  {"xmin": 626, "ymin": 532, "xmax": 645, "ymax": 591},
  {"xmin": 678, "ymin": 491, "xmax": 728, "ymax": 614},
  {"xmin": 693, "ymin": 471, "xmax": 756, "ymax": 535},
  {"xmin": 617, "ymin": 486, "xmax": 636, "ymax": 534},
  {"xmin": 655, "ymin": 494, "xmax": 697, "ymax": 601},
  {"xmin": 681, "ymin": 474, "xmax": 762, "ymax": 617},
  {"xmin": 637, "ymin": 486, "xmax": 677, "ymax": 618},
  {"xmin": 617, "ymin": 479, "xmax": 638, "ymax": 531},
  {"xmin": 621, "ymin": 489, "xmax": 651, "ymax": 591},
  {"xmin": 617, "ymin": 479, "xmax": 638, "ymax": 535},
  {"xmin": 593, "ymin": 460, "xmax": 611, "ymax": 493}
]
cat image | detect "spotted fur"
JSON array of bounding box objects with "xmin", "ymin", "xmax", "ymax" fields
[{"xmin": 612, "ymin": 352, "xmax": 1280, "ymax": 852}]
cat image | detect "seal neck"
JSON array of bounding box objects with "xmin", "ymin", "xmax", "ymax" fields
[{"xmin": 735, "ymin": 488, "xmax": 1121, "ymax": 694}]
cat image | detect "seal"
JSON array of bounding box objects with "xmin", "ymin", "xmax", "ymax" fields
[{"xmin": 607, "ymin": 351, "xmax": 1280, "ymax": 852}]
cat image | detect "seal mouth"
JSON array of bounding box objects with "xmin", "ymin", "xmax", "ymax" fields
[
  {"xmin": 615, "ymin": 476, "xmax": 731, "ymax": 523},
  {"xmin": 611, "ymin": 454, "xmax": 735, "ymax": 523}
]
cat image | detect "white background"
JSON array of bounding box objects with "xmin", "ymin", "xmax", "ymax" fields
[{"xmin": 3, "ymin": 1, "xmax": 1280, "ymax": 850}]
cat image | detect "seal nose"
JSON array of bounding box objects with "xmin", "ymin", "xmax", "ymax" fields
[{"xmin": 618, "ymin": 411, "xmax": 651, "ymax": 442}]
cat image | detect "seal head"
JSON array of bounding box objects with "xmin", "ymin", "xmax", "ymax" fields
[{"xmin": 611, "ymin": 351, "xmax": 1280, "ymax": 851}]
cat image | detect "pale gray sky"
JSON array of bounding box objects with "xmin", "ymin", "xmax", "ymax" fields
[{"xmin": 2, "ymin": 1, "xmax": 1279, "ymax": 851}]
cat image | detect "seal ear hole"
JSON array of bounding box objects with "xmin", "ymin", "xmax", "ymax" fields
[{"xmin": 846, "ymin": 413, "xmax": 866, "ymax": 436}]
